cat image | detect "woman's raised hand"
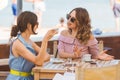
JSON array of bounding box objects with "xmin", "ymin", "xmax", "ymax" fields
[{"xmin": 43, "ymin": 29, "xmax": 58, "ymax": 41}]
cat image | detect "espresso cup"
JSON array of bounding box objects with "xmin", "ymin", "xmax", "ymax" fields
[{"xmin": 82, "ymin": 54, "xmax": 91, "ymax": 61}]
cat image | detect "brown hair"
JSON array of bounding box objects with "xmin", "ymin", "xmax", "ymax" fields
[
  {"xmin": 10, "ymin": 11, "xmax": 38, "ymax": 40},
  {"xmin": 69, "ymin": 7, "xmax": 92, "ymax": 45}
]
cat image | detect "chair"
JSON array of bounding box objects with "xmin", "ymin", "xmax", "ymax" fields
[
  {"xmin": 0, "ymin": 71, "xmax": 9, "ymax": 80},
  {"xmin": 98, "ymin": 40, "xmax": 104, "ymax": 53},
  {"xmin": 98, "ymin": 40, "xmax": 112, "ymax": 53},
  {"xmin": 53, "ymin": 41, "xmax": 59, "ymax": 58},
  {"xmin": 54, "ymin": 49, "xmax": 58, "ymax": 58},
  {"xmin": 75, "ymin": 62, "xmax": 120, "ymax": 80}
]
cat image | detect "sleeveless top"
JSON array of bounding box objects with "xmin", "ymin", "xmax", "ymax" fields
[{"xmin": 6, "ymin": 34, "xmax": 37, "ymax": 80}]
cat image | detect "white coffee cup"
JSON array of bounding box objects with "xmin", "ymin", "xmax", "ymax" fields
[{"xmin": 82, "ymin": 54, "xmax": 91, "ymax": 61}]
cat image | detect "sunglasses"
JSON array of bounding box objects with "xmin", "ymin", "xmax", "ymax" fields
[{"xmin": 66, "ymin": 14, "xmax": 76, "ymax": 23}]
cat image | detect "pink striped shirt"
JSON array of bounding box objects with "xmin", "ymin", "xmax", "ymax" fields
[{"xmin": 58, "ymin": 35, "xmax": 99, "ymax": 58}]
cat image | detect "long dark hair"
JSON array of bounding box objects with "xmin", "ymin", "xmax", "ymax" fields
[
  {"xmin": 10, "ymin": 11, "xmax": 38, "ymax": 40},
  {"xmin": 69, "ymin": 7, "xmax": 92, "ymax": 45}
]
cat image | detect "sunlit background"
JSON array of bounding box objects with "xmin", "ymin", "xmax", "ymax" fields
[{"xmin": 0, "ymin": 0, "xmax": 115, "ymax": 32}]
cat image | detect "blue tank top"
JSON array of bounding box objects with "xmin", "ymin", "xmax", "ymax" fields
[{"xmin": 6, "ymin": 34, "xmax": 37, "ymax": 80}]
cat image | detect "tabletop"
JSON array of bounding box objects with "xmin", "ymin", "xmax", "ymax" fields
[{"xmin": 32, "ymin": 58, "xmax": 120, "ymax": 80}]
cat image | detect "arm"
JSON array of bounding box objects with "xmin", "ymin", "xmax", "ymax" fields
[
  {"xmin": 58, "ymin": 40, "xmax": 83, "ymax": 59},
  {"xmin": 87, "ymin": 35, "xmax": 99, "ymax": 59},
  {"xmin": 31, "ymin": 41, "xmax": 50, "ymax": 62},
  {"xmin": 88, "ymin": 35, "xmax": 114, "ymax": 60},
  {"xmin": 58, "ymin": 40, "xmax": 75, "ymax": 58},
  {"xmin": 57, "ymin": 30, "xmax": 75, "ymax": 58},
  {"xmin": 13, "ymin": 29, "xmax": 57, "ymax": 66},
  {"xmin": 33, "ymin": 29, "xmax": 57, "ymax": 64},
  {"xmin": 88, "ymin": 44, "xmax": 99, "ymax": 59},
  {"xmin": 89, "ymin": 43, "xmax": 114, "ymax": 60}
]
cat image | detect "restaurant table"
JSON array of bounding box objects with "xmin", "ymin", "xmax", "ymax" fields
[{"xmin": 32, "ymin": 58, "xmax": 120, "ymax": 80}]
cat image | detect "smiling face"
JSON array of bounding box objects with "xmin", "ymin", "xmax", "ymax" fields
[
  {"xmin": 67, "ymin": 10, "xmax": 77, "ymax": 30},
  {"xmin": 66, "ymin": 7, "xmax": 92, "ymax": 45}
]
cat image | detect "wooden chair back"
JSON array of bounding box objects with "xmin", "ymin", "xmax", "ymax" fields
[{"xmin": 75, "ymin": 62, "xmax": 120, "ymax": 80}]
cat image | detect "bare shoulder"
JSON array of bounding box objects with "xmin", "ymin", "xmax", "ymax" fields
[
  {"xmin": 12, "ymin": 40, "xmax": 23, "ymax": 50},
  {"xmin": 60, "ymin": 30, "xmax": 69, "ymax": 36},
  {"xmin": 12, "ymin": 40, "xmax": 24, "ymax": 57}
]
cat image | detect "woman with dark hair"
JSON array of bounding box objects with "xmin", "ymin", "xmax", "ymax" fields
[
  {"xmin": 58, "ymin": 7, "xmax": 114, "ymax": 60},
  {"xmin": 6, "ymin": 11, "xmax": 57, "ymax": 80}
]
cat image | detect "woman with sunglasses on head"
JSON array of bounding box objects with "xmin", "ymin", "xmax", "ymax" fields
[
  {"xmin": 6, "ymin": 11, "xmax": 57, "ymax": 80},
  {"xmin": 58, "ymin": 7, "xmax": 114, "ymax": 60}
]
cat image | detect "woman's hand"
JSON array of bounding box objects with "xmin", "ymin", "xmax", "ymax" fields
[
  {"xmin": 98, "ymin": 50, "xmax": 114, "ymax": 60},
  {"xmin": 73, "ymin": 45, "xmax": 83, "ymax": 58},
  {"xmin": 43, "ymin": 29, "xmax": 58, "ymax": 41}
]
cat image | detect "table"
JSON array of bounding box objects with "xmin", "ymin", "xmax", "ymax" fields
[
  {"xmin": 32, "ymin": 59, "xmax": 65, "ymax": 80},
  {"xmin": 32, "ymin": 58, "xmax": 120, "ymax": 80}
]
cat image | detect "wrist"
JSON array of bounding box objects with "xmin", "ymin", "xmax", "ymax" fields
[
  {"xmin": 42, "ymin": 38, "xmax": 48, "ymax": 42},
  {"xmin": 73, "ymin": 52, "xmax": 77, "ymax": 58}
]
